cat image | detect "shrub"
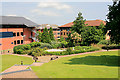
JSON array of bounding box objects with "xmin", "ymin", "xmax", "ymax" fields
[
  {"xmin": 50, "ymin": 41, "xmax": 61, "ymax": 48},
  {"xmin": 102, "ymin": 45, "xmax": 120, "ymax": 49},
  {"xmin": 40, "ymin": 43, "xmax": 52, "ymax": 49},
  {"xmin": 44, "ymin": 46, "xmax": 100, "ymax": 55},
  {"xmin": 29, "ymin": 42, "xmax": 41, "ymax": 47},
  {"xmin": 13, "ymin": 44, "xmax": 31, "ymax": 54},
  {"xmin": 60, "ymin": 41, "xmax": 68, "ymax": 48}
]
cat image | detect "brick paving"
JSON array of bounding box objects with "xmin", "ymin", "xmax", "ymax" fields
[{"xmin": 2, "ymin": 70, "xmax": 38, "ymax": 78}]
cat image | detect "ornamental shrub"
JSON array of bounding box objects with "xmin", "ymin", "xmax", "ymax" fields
[
  {"xmin": 29, "ymin": 42, "xmax": 41, "ymax": 47},
  {"xmin": 40, "ymin": 43, "xmax": 52, "ymax": 49}
]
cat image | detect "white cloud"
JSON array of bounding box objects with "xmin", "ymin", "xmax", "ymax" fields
[
  {"xmin": 38, "ymin": 2, "xmax": 71, "ymax": 10},
  {"xmin": 6, "ymin": 14, "xmax": 17, "ymax": 16},
  {"xmin": 31, "ymin": 2, "xmax": 72, "ymax": 16},
  {"xmin": 31, "ymin": 9, "xmax": 60, "ymax": 16}
]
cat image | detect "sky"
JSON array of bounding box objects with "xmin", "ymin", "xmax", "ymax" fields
[{"xmin": 1, "ymin": 2, "xmax": 113, "ymax": 26}]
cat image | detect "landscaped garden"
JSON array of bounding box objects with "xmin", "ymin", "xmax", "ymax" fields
[
  {"xmin": 2, "ymin": 55, "xmax": 33, "ymax": 71},
  {"xmin": 31, "ymin": 50, "xmax": 119, "ymax": 78}
]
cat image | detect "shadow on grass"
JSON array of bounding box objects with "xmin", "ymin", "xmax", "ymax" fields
[{"xmin": 64, "ymin": 55, "xmax": 120, "ymax": 67}]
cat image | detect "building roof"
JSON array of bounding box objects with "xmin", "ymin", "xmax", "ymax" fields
[
  {"xmin": 0, "ymin": 16, "xmax": 38, "ymax": 27},
  {"xmin": 59, "ymin": 19, "xmax": 106, "ymax": 27},
  {"xmin": 36, "ymin": 24, "xmax": 60, "ymax": 29}
]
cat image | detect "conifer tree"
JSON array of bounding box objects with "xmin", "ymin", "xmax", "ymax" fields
[
  {"xmin": 49, "ymin": 27, "xmax": 55, "ymax": 41},
  {"xmin": 41, "ymin": 27, "xmax": 51, "ymax": 43},
  {"xmin": 71, "ymin": 12, "xmax": 86, "ymax": 34}
]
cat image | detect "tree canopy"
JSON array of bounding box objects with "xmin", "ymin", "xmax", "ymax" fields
[
  {"xmin": 49, "ymin": 27, "xmax": 55, "ymax": 41},
  {"xmin": 41, "ymin": 27, "xmax": 51, "ymax": 43},
  {"xmin": 71, "ymin": 12, "xmax": 86, "ymax": 34},
  {"xmin": 106, "ymin": 0, "xmax": 120, "ymax": 44}
]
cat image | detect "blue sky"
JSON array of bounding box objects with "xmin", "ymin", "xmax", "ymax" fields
[{"xmin": 2, "ymin": 2, "xmax": 112, "ymax": 26}]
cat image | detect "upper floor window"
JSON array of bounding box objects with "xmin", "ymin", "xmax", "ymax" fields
[
  {"xmin": 21, "ymin": 32, "xmax": 23, "ymax": 36},
  {"xmin": 58, "ymin": 33, "xmax": 60, "ymax": 35},
  {"xmin": 13, "ymin": 33, "xmax": 16, "ymax": 37},
  {"xmin": 17, "ymin": 32, "xmax": 19, "ymax": 36},
  {"xmin": 61, "ymin": 32, "xmax": 62, "ymax": 35}
]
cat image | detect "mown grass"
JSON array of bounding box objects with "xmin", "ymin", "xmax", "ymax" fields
[
  {"xmin": 2, "ymin": 55, "xmax": 33, "ymax": 71},
  {"xmin": 31, "ymin": 50, "xmax": 119, "ymax": 78}
]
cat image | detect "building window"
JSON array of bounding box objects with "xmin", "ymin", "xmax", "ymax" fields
[
  {"xmin": 61, "ymin": 32, "xmax": 62, "ymax": 35},
  {"xmin": 64, "ymin": 32, "xmax": 65, "ymax": 35},
  {"xmin": 13, "ymin": 33, "xmax": 16, "ymax": 37},
  {"xmin": 17, "ymin": 40, "xmax": 20, "ymax": 44},
  {"xmin": 21, "ymin": 40, "xmax": 23, "ymax": 44},
  {"xmin": 67, "ymin": 32, "xmax": 68, "ymax": 35},
  {"xmin": 57, "ymin": 36, "xmax": 60, "ymax": 38},
  {"xmin": 17, "ymin": 32, "xmax": 19, "ymax": 36},
  {"xmin": 14, "ymin": 41, "xmax": 16, "ymax": 45},
  {"xmin": 58, "ymin": 33, "xmax": 60, "ymax": 35},
  {"xmin": 21, "ymin": 32, "xmax": 23, "ymax": 36}
]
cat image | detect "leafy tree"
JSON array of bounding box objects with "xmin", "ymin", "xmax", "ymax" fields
[
  {"xmin": 71, "ymin": 12, "xmax": 86, "ymax": 34},
  {"xmin": 81, "ymin": 26, "xmax": 105, "ymax": 46},
  {"xmin": 41, "ymin": 27, "xmax": 51, "ymax": 43},
  {"xmin": 67, "ymin": 33, "xmax": 75, "ymax": 47},
  {"xmin": 49, "ymin": 27, "xmax": 55, "ymax": 41},
  {"xmin": 106, "ymin": 0, "xmax": 120, "ymax": 44},
  {"xmin": 59, "ymin": 36, "xmax": 64, "ymax": 42},
  {"xmin": 36, "ymin": 31, "xmax": 42, "ymax": 42}
]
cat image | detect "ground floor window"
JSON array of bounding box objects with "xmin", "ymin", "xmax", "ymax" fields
[
  {"xmin": 17, "ymin": 40, "xmax": 20, "ymax": 44},
  {"xmin": 14, "ymin": 41, "xmax": 16, "ymax": 45},
  {"xmin": 21, "ymin": 40, "xmax": 23, "ymax": 44}
]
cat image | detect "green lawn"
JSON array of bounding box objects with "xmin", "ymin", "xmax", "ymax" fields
[
  {"xmin": 1, "ymin": 55, "xmax": 33, "ymax": 71},
  {"xmin": 31, "ymin": 50, "xmax": 119, "ymax": 78}
]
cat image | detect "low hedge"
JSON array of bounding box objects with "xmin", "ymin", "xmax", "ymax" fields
[
  {"xmin": 44, "ymin": 46, "xmax": 100, "ymax": 55},
  {"xmin": 102, "ymin": 45, "xmax": 120, "ymax": 49}
]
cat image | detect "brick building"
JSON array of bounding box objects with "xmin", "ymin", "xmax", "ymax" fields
[
  {"xmin": 36, "ymin": 24, "xmax": 61, "ymax": 40},
  {"xmin": 59, "ymin": 19, "xmax": 106, "ymax": 39},
  {"xmin": 0, "ymin": 16, "xmax": 38, "ymax": 53}
]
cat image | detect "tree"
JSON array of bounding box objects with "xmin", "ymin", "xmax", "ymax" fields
[
  {"xmin": 41, "ymin": 27, "xmax": 51, "ymax": 43},
  {"xmin": 71, "ymin": 12, "xmax": 86, "ymax": 34},
  {"xmin": 106, "ymin": 0, "xmax": 120, "ymax": 44},
  {"xmin": 59, "ymin": 36, "xmax": 64, "ymax": 42},
  {"xmin": 81, "ymin": 26, "xmax": 104, "ymax": 46},
  {"xmin": 36, "ymin": 31, "xmax": 42, "ymax": 42},
  {"xmin": 49, "ymin": 27, "xmax": 55, "ymax": 41}
]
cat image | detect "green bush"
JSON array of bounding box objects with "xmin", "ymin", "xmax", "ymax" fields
[
  {"xmin": 102, "ymin": 45, "xmax": 120, "ymax": 49},
  {"xmin": 50, "ymin": 41, "xmax": 61, "ymax": 48},
  {"xmin": 29, "ymin": 42, "xmax": 41, "ymax": 47},
  {"xmin": 40, "ymin": 43, "xmax": 53, "ymax": 49},
  {"xmin": 13, "ymin": 44, "xmax": 31, "ymax": 54},
  {"xmin": 44, "ymin": 46, "xmax": 100, "ymax": 55}
]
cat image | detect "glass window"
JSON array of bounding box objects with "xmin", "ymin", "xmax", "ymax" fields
[
  {"xmin": 21, "ymin": 40, "xmax": 23, "ymax": 44},
  {"xmin": 17, "ymin": 40, "xmax": 20, "ymax": 44},
  {"xmin": 61, "ymin": 32, "xmax": 62, "ymax": 35},
  {"xmin": 21, "ymin": 32, "xmax": 23, "ymax": 36},
  {"xmin": 13, "ymin": 33, "xmax": 16, "ymax": 37},
  {"xmin": 17, "ymin": 32, "xmax": 19, "ymax": 36},
  {"xmin": 58, "ymin": 33, "xmax": 60, "ymax": 35},
  {"xmin": 64, "ymin": 32, "xmax": 65, "ymax": 35},
  {"xmin": 14, "ymin": 41, "xmax": 16, "ymax": 45}
]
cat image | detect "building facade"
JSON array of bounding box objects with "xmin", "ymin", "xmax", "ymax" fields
[
  {"xmin": 0, "ymin": 16, "xmax": 38, "ymax": 53},
  {"xmin": 59, "ymin": 19, "xmax": 106, "ymax": 39},
  {"xmin": 36, "ymin": 24, "xmax": 61, "ymax": 40}
]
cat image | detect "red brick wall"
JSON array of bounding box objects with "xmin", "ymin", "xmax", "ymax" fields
[{"xmin": 0, "ymin": 27, "xmax": 34, "ymax": 52}]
